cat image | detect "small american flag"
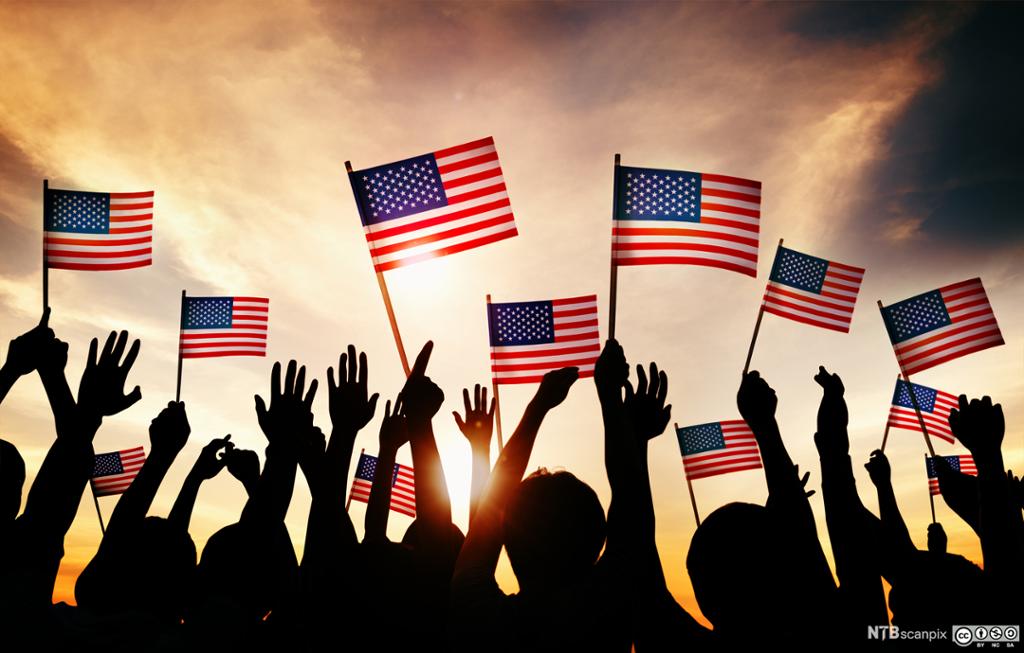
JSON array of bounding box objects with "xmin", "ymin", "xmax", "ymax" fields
[
  {"xmin": 488, "ymin": 294, "xmax": 600, "ymax": 384},
  {"xmin": 611, "ymin": 166, "xmax": 761, "ymax": 277},
  {"xmin": 179, "ymin": 296, "xmax": 269, "ymax": 358},
  {"xmin": 926, "ymin": 455, "xmax": 976, "ymax": 496},
  {"xmin": 880, "ymin": 278, "xmax": 1003, "ymax": 376},
  {"xmin": 91, "ymin": 447, "xmax": 146, "ymax": 497},
  {"xmin": 888, "ymin": 379, "xmax": 958, "ymax": 445},
  {"xmin": 44, "ymin": 188, "xmax": 154, "ymax": 271},
  {"xmin": 350, "ymin": 137, "xmax": 517, "ymax": 272},
  {"xmin": 349, "ymin": 452, "xmax": 416, "ymax": 518},
  {"xmin": 763, "ymin": 245, "xmax": 864, "ymax": 333},
  {"xmin": 677, "ymin": 420, "xmax": 762, "ymax": 480}
]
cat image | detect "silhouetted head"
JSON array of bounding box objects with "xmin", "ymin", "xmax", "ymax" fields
[
  {"xmin": 502, "ymin": 469, "xmax": 606, "ymax": 591},
  {"xmin": 0, "ymin": 439, "xmax": 25, "ymax": 524},
  {"xmin": 687, "ymin": 502, "xmax": 793, "ymax": 635},
  {"xmin": 402, "ymin": 519, "xmax": 465, "ymax": 562},
  {"xmin": 889, "ymin": 551, "xmax": 989, "ymax": 627},
  {"xmin": 192, "ymin": 521, "xmax": 298, "ymax": 624},
  {"xmin": 76, "ymin": 516, "xmax": 196, "ymax": 623}
]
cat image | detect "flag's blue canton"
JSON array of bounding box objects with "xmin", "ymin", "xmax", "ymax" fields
[
  {"xmin": 677, "ymin": 422, "xmax": 726, "ymax": 456},
  {"xmin": 926, "ymin": 455, "xmax": 961, "ymax": 478},
  {"xmin": 354, "ymin": 155, "xmax": 448, "ymax": 226},
  {"xmin": 882, "ymin": 290, "xmax": 951, "ymax": 343},
  {"xmin": 616, "ymin": 165, "xmax": 701, "ymax": 222},
  {"xmin": 45, "ymin": 190, "xmax": 109, "ymax": 234},
  {"xmin": 354, "ymin": 453, "xmax": 400, "ymax": 485},
  {"xmin": 182, "ymin": 298, "xmax": 233, "ymax": 329},
  {"xmin": 93, "ymin": 452, "xmax": 125, "ymax": 478},
  {"xmin": 488, "ymin": 301, "xmax": 555, "ymax": 346},
  {"xmin": 769, "ymin": 247, "xmax": 828, "ymax": 293},
  {"xmin": 893, "ymin": 380, "xmax": 937, "ymax": 412}
]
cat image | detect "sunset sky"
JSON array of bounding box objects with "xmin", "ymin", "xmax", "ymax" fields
[{"xmin": 0, "ymin": 1, "xmax": 1021, "ymax": 625}]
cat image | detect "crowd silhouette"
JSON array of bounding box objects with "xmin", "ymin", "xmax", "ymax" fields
[{"xmin": 0, "ymin": 310, "xmax": 1019, "ymax": 651}]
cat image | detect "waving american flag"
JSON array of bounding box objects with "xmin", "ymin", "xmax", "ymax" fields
[
  {"xmin": 44, "ymin": 187, "xmax": 153, "ymax": 270},
  {"xmin": 763, "ymin": 245, "xmax": 864, "ymax": 333}
]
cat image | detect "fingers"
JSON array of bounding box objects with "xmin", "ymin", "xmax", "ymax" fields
[
  {"xmin": 327, "ymin": 366, "xmax": 337, "ymax": 393},
  {"xmin": 87, "ymin": 337, "xmax": 99, "ymax": 367},
  {"xmin": 385, "ymin": 399, "xmax": 393, "ymax": 418},
  {"xmin": 463, "ymin": 388, "xmax": 472, "ymax": 416},
  {"xmin": 358, "ymin": 350, "xmax": 368, "ymax": 388},
  {"xmin": 303, "ymin": 378, "xmax": 319, "ymax": 409},
  {"xmin": 656, "ymin": 370, "xmax": 668, "ymax": 405},
  {"xmin": 121, "ymin": 386, "xmax": 143, "ymax": 411},
  {"xmin": 346, "ymin": 345, "xmax": 357, "ymax": 384},
  {"xmin": 284, "ymin": 360, "xmax": 297, "ymax": 396},
  {"xmin": 481, "ymin": 385, "xmax": 488, "ymax": 411},
  {"xmin": 122, "ymin": 338, "xmax": 141, "ymax": 372},
  {"xmin": 255, "ymin": 394, "xmax": 268, "ymax": 422},
  {"xmin": 636, "ymin": 364, "xmax": 648, "ymax": 396},
  {"xmin": 487, "ymin": 397, "xmax": 496, "ymax": 418},
  {"xmin": 100, "ymin": 331, "xmax": 116, "ymax": 361},
  {"xmin": 410, "ymin": 341, "xmax": 433, "ymax": 378},
  {"xmin": 111, "ymin": 330, "xmax": 128, "ymax": 362},
  {"xmin": 367, "ymin": 392, "xmax": 379, "ymax": 416},
  {"xmin": 623, "ymin": 379, "xmax": 635, "ymax": 402},
  {"xmin": 271, "ymin": 361, "xmax": 282, "ymax": 401},
  {"xmin": 474, "ymin": 384, "xmax": 481, "ymax": 410},
  {"xmin": 39, "ymin": 307, "xmax": 51, "ymax": 328},
  {"xmin": 453, "ymin": 411, "xmax": 465, "ymax": 430}
]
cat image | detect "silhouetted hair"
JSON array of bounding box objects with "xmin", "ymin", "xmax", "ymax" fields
[
  {"xmin": 502, "ymin": 469, "xmax": 606, "ymax": 590},
  {"xmin": 0, "ymin": 439, "xmax": 25, "ymax": 524},
  {"xmin": 687, "ymin": 502, "xmax": 790, "ymax": 633},
  {"xmin": 76, "ymin": 516, "xmax": 196, "ymax": 623}
]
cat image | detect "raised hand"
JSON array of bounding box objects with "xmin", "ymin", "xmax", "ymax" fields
[
  {"xmin": 532, "ymin": 366, "xmax": 579, "ymax": 411},
  {"xmin": 736, "ymin": 371, "xmax": 777, "ymax": 429},
  {"xmin": 224, "ymin": 447, "xmax": 261, "ymax": 494},
  {"xmin": 401, "ymin": 342, "xmax": 444, "ymax": 423},
  {"xmin": 3, "ymin": 308, "xmax": 55, "ymax": 378},
  {"xmin": 149, "ymin": 401, "xmax": 191, "ymax": 459},
  {"xmin": 376, "ymin": 397, "xmax": 407, "ymax": 452},
  {"xmin": 594, "ymin": 338, "xmax": 629, "ymax": 398},
  {"xmin": 623, "ymin": 362, "xmax": 671, "ymax": 441},
  {"xmin": 813, "ymin": 366, "xmax": 848, "ymax": 433},
  {"xmin": 454, "ymin": 384, "xmax": 495, "ymax": 450},
  {"xmin": 327, "ymin": 344, "xmax": 379, "ymax": 434},
  {"xmin": 864, "ymin": 449, "xmax": 891, "ymax": 488},
  {"xmin": 927, "ymin": 522, "xmax": 948, "ymax": 554},
  {"xmin": 948, "ymin": 395, "xmax": 1004, "ymax": 465},
  {"xmin": 77, "ymin": 330, "xmax": 142, "ymax": 419},
  {"xmin": 254, "ymin": 360, "xmax": 318, "ymax": 452},
  {"xmin": 193, "ymin": 435, "xmax": 233, "ymax": 480}
]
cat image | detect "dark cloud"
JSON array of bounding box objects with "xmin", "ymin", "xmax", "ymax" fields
[{"xmin": 825, "ymin": 3, "xmax": 1024, "ymax": 250}]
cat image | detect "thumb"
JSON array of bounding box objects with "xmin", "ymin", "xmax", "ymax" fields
[{"xmin": 453, "ymin": 411, "xmax": 465, "ymax": 431}]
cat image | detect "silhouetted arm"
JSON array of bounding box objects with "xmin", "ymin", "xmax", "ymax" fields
[
  {"xmin": 935, "ymin": 461, "xmax": 981, "ymax": 534},
  {"xmin": 812, "ymin": 367, "xmax": 887, "ymax": 631},
  {"xmin": 401, "ymin": 343, "xmax": 452, "ymax": 541},
  {"xmin": 949, "ymin": 395, "xmax": 1023, "ymax": 585},
  {"xmin": 451, "ymin": 368, "xmax": 578, "ymax": 617},
  {"xmin": 105, "ymin": 401, "xmax": 191, "ymax": 537},
  {"xmin": 364, "ymin": 398, "xmax": 407, "ymax": 544},
  {"xmin": 168, "ymin": 435, "xmax": 232, "ymax": 531},
  {"xmin": 864, "ymin": 449, "xmax": 914, "ymax": 584},
  {"xmin": 242, "ymin": 360, "xmax": 317, "ymax": 527},
  {"xmin": 454, "ymin": 384, "xmax": 495, "ymax": 528}
]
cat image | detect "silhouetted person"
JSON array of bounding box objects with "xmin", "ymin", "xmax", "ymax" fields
[{"xmin": 454, "ymin": 383, "xmax": 495, "ymax": 528}]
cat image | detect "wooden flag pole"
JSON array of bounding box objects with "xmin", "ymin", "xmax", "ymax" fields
[
  {"xmin": 742, "ymin": 238, "xmax": 783, "ymax": 375},
  {"xmin": 677, "ymin": 424, "xmax": 702, "ymax": 526},
  {"xmin": 927, "ymin": 454, "xmax": 937, "ymax": 523},
  {"xmin": 345, "ymin": 160, "xmax": 411, "ymax": 376},
  {"xmin": 42, "ymin": 179, "xmax": 49, "ymax": 311},
  {"xmin": 486, "ymin": 294, "xmax": 504, "ymax": 452},
  {"xmin": 175, "ymin": 289, "xmax": 185, "ymax": 402},
  {"xmin": 880, "ymin": 422, "xmax": 892, "ymax": 453},
  {"xmin": 90, "ymin": 484, "xmax": 106, "ymax": 535},
  {"xmin": 607, "ymin": 153, "xmax": 621, "ymax": 340},
  {"xmin": 878, "ymin": 300, "xmax": 936, "ymax": 457},
  {"xmin": 345, "ymin": 448, "xmax": 364, "ymax": 512}
]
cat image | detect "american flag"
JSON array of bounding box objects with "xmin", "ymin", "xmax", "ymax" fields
[
  {"xmin": 888, "ymin": 379, "xmax": 958, "ymax": 445},
  {"xmin": 179, "ymin": 296, "xmax": 269, "ymax": 358},
  {"xmin": 677, "ymin": 420, "xmax": 762, "ymax": 480},
  {"xmin": 926, "ymin": 455, "xmax": 976, "ymax": 496},
  {"xmin": 91, "ymin": 446, "xmax": 146, "ymax": 497},
  {"xmin": 349, "ymin": 452, "xmax": 416, "ymax": 518},
  {"xmin": 350, "ymin": 137, "xmax": 517, "ymax": 272},
  {"xmin": 880, "ymin": 278, "xmax": 1003, "ymax": 376},
  {"xmin": 611, "ymin": 165, "xmax": 761, "ymax": 277},
  {"xmin": 487, "ymin": 294, "xmax": 600, "ymax": 384},
  {"xmin": 44, "ymin": 188, "xmax": 154, "ymax": 271},
  {"xmin": 762, "ymin": 245, "xmax": 864, "ymax": 333}
]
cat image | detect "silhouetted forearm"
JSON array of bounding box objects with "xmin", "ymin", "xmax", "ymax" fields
[
  {"xmin": 937, "ymin": 468, "xmax": 981, "ymax": 534},
  {"xmin": 467, "ymin": 440, "xmax": 490, "ymax": 528},
  {"xmin": 37, "ymin": 365, "xmax": 75, "ymax": 438},
  {"xmin": 408, "ymin": 419, "xmax": 452, "ymax": 533},
  {"xmin": 975, "ymin": 448, "xmax": 1024, "ymax": 583},
  {"xmin": 364, "ymin": 442, "xmax": 399, "ymax": 543},
  {"xmin": 168, "ymin": 468, "xmax": 204, "ymax": 531},
  {"xmin": 241, "ymin": 447, "xmax": 297, "ymax": 526},
  {"xmin": 873, "ymin": 477, "xmax": 914, "ymax": 584},
  {"xmin": 105, "ymin": 448, "xmax": 177, "ymax": 536}
]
